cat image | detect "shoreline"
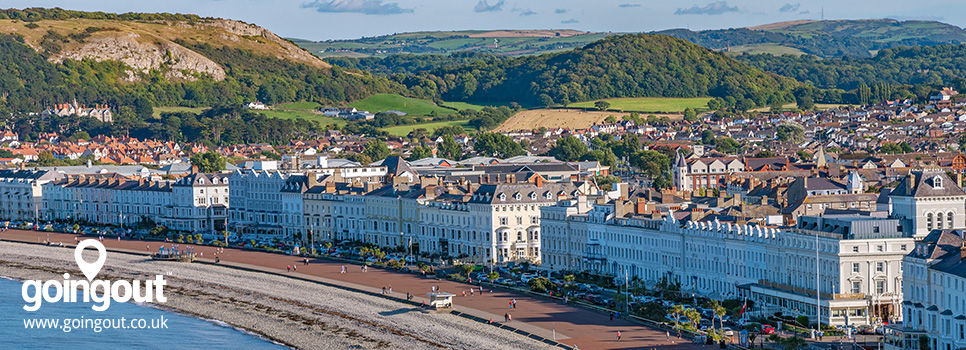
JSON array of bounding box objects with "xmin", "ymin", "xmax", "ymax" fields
[{"xmin": 0, "ymin": 241, "xmax": 555, "ymax": 349}]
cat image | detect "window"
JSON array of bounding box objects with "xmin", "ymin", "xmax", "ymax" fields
[
  {"xmin": 851, "ymin": 281, "xmax": 861, "ymax": 293},
  {"xmin": 928, "ymin": 213, "xmax": 934, "ymax": 230},
  {"xmin": 876, "ymin": 262, "xmax": 884, "ymax": 272},
  {"xmin": 853, "ymin": 263, "xmax": 860, "ymax": 273},
  {"xmin": 938, "ymin": 213, "xmax": 945, "ymax": 229},
  {"xmin": 877, "ymin": 245, "xmax": 884, "ymax": 252},
  {"xmin": 875, "ymin": 280, "xmax": 885, "ymax": 294},
  {"xmin": 948, "ymin": 211, "xmax": 954, "ymax": 228},
  {"xmin": 901, "ymin": 244, "xmax": 907, "ymax": 251},
  {"xmin": 853, "ymin": 246, "xmax": 859, "ymax": 253},
  {"xmin": 873, "ymin": 226, "xmax": 880, "ymax": 233},
  {"xmin": 516, "ymin": 232, "xmax": 522, "ymax": 241},
  {"xmin": 499, "ymin": 217, "xmax": 508, "ymax": 225}
]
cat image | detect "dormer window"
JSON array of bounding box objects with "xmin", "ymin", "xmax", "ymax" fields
[
  {"xmin": 514, "ymin": 192, "xmax": 522, "ymax": 200},
  {"xmin": 529, "ymin": 192, "xmax": 536, "ymax": 200},
  {"xmin": 933, "ymin": 176, "xmax": 943, "ymax": 189},
  {"xmin": 499, "ymin": 193, "xmax": 506, "ymax": 201},
  {"xmin": 544, "ymin": 192, "xmax": 552, "ymax": 199}
]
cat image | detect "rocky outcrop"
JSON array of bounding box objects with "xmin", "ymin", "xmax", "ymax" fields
[
  {"xmin": 52, "ymin": 32, "xmax": 227, "ymax": 81},
  {"xmin": 201, "ymin": 19, "xmax": 329, "ymax": 68}
]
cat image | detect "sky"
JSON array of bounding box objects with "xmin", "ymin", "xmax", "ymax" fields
[{"xmin": 5, "ymin": 0, "xmax": 964, "ymax": 41}]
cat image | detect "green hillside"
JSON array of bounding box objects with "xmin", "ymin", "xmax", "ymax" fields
[
  {"xmin": 656, "ymin": 19, "xmax": 966, "ymax": 58},
  {"xmin": 293, "ymin": 30, "xmax": 614, "ymax": 58},
  {"xmin": 396, "ymin": 33, "xmax": 801, "ymax": 110},
  {"xmin": 349, "ymin": 94, "xmax": 453, "ymax": 116}
]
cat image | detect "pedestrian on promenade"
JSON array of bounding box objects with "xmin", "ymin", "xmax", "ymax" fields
[
  {"xmin": 293, "ymin": 264, "xmax": 297, "ymax": 271},
  {"xmin": 509, "ymin": 301, "xmax": 514, "ymax": 308},
  {"xmin": 462, "ymin": 290, "xmax": 466, "ymax": 297},
  {"xmin": 431, "ymin": 286, "xmax": 436, "ymax": 293},
  {"xmin": 117, "ymin": 236, "xmax": 120, "ymax": 242},
  {"xmin": 666, "ymin": 331, "xmax": 670, "ymax": 341},
  {"xmin": 287, "ymin": 265, "xmax": 291, "ymax": 272},
  {"xmin": 304, "ymin": 258, "xmax": 308, "ymax": 265},
  {"xmin": 382, "ymin": 286, "xmax": 386, "ymax": 294},
  {"xmin": 508, "ymin": 313, "xmax": 511, "ymax": 322},
  {"xmin": 146, "ymin": 244, "xmax": 149, "ymax": 251},
  {"xmin": 512, "ymin": 299, "xmax": 517, "ymax": 308},
  {"xmin": 504, "ymin": 313, "xmax": 509, "ymax": 322},
  {"xmin": 610, "ymin": 312, "xmax": 614, "ymax": 321},
  {"xmin": 470, "ymin": 288, "xmax": 474, "ymax": 296},
  {"xmin": 617, "ymin": 331, "xmax": 622, "ymax": 341},
  {"xmin": 480, "ymin": 286, "xmax": 483, "ymax": 294},
  {"xmin": 341, "ymin": 265, "xmax": 346, "ymax": 274},
  {"xmin": 388, "ymin": 285, "xmax": 392, "ymax": 293}
]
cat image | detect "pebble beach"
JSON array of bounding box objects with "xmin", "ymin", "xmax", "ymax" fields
[{"xmin": 0, "ymin": 241, "xmax": 554, "ymax": 350}]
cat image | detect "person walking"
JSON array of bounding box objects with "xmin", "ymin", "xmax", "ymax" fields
[
  {"xmin": 666, "ymin": 331, "xmax": 670, "ymax": 341},
  {"xmin": 286, "ymin": 265, "xmax": 291, "ymax": 272},
  {"xmin": 292, "ymin": 264, "xmax": 296, "ymax": 271},
  {"xmin": 610, "ymin": 312, "xmax": 614, "ymax": 321},
  {"xmin": 382, "ymin": 286, "xmax": 386, "ymax": 294},
  {"xmin": 504, "ymin": 313, "xmax": 509, "ymax": 322},
  {"xmin": 616, "ymin": 331, "xmax": 622, "ymax": 341},
  {"xmin": 388, "ymin": 285, "xmax": 392, "ymax": 294},
  {"xmin": 304, "ymin": 258, "xmax": 308, "ymax": 265}
]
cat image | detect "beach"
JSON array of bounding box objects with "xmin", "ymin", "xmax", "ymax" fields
[{"xmin": 0, "ymin": 241, "xmax": 554, "ymax": 350}]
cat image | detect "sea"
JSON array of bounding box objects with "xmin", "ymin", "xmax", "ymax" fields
[{"xmin": 0, "ymin": 277, "xmax": 290, "ymax": 349}]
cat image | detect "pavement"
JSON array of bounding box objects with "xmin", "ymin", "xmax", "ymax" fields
[{"xmin": 2, "ymin": 229, "xmax": 712, "ymax": 350}]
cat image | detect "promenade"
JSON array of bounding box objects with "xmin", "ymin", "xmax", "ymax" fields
[{"xmin": 2, "ymin": 229, "xmax": 707, "ymax": 350}]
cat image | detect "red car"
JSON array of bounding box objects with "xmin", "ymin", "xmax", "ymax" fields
[{"xmin": 760, "ymin": 325, "xmax": 776, "ymax": 335}]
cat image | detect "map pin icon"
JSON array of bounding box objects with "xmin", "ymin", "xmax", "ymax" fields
[{"xmin": 75, "ymin": 239, "xmax": 106, "ymax": 281}]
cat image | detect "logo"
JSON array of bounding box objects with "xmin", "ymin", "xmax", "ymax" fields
[{"xmin": 22, "ymin": 239, "xmax": 167, "ymax": 311}]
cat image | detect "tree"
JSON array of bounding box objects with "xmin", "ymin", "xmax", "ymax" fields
[
  {"xmin": 408, "ymin": 145, "xmax": 432, "ymax": 160},
  {"xmin": 474, "ymin": 133, "xmax": 525, "ymax": 158},
  {"xmin": 189, "ymin": 151, "xmax": 227, "ymax": 173},
  {"xmin": 899, "ymin": 141, "xmax": 914, "ymax": 153},
  {"xmin": 683, "ymin": 107, "xmax": 697, "ymax": 122},
  {"xmin": 487, "ymin": 271, "xmax": 499, "ymax": 282},
  {"xmin": 714, "ymin": 137, "xmax": 740, "ymax": 154},
  {"xmin": 629, "ymin": 150, "xmax": 670, "ymax": 177},
  {"xmin": 594, "ymin": 100, "xmax": 611, "ymax": 111},
  {"xmin": 549, "ymin": 136, "xmax": 587, "ymax": 161},
  {"xmin": 880, "ymin": 142, "xmax": 902, "ymax": 154},
  {"xmin": 455, "ymin": 263, "xmax": 475, "ymax": 279},
  {"xmin": 707, "ymin": 98, "xmax": 721, "ymax": 111},
  {"xmin": 796, "ymin": 95, "xmax": 814, "ymax": 110},
  {"xmin": 604, "ymin": 115, "xmax": 617, "ymax": 123},
  {"xmin": 134, "ymin": 96, "xmax": 154, "ymax": 120},
  {"xmin": 529, "ymin": 277, "xmax": 553, "ymax": 293},
  {"xmin": 685, "ymin": 308, "xmax": 702, "ymax": 329},
  {"xmin": 670, "ymin": 304, "xmax": 685, "ymax": 327},
  {"xmin": 362, "ymin": 139, "xmax": 390, "ymax": 162},
  {"xmin": 701, "ymin": 130, "xmax": 715, "ymax": 145},
  {"xmin": 438, "ymin": 134, "xmax": 463, "ymax": 160},
  {"xmin": 754, "ymin": 150, "xmax": 776, "ymax": 158}
]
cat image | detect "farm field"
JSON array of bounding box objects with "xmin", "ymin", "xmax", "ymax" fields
[
  {"xmin": 257, "ymin": 109, "xmax": 346, "ymax": 126},
  {"xmin": 382, "ymin": 120, "xmax": 472, "ymax": 137},
  {"xmin": 568, "ymin": 97, "xmax": 712, "ymax": 113},
  {"xmin": 495, "ymin": 109, "xmax": 680, "ymax": 132},
  {"xmin": 349, "ymin": 94, "xmax": 454, "ymax": 116}
]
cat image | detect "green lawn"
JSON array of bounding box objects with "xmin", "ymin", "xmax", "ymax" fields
[
  {"xmin": 724, "ymin": 43, "xmax": 806, "ymax": 56},
  {"xmin": 382, "ymin": 120, "xmax": 473, "ymax": 137},
  {"xmin": 277, "ymin": 101, "xmax": 323, "ymax": 110},
  {"xmin": 349, "ymin": 94, "xmax": 454, "ymax": 116},
  {"xmin": 257, "ymin": 109, "xmax": 346, "ymax": 126},
  {"xmin": 569, "ymin": 97, "xmax": 712, "ymax": 113},
  {"xmin": 152, "ymin": 106, "xmax": 209, "ymax": 118}
]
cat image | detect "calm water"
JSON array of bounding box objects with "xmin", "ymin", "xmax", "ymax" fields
[{"xmin": 0, "ymin": 277, "xmax": 289, "ymax": 349}]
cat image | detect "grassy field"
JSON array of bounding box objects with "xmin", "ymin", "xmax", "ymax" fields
[
  {"xmin": 723, "ymin": 43, "xmax": 806, "ymax": 56},
  {"xmin": 349, "ymin": 94, "xmax": 454, "ymax": 116},
  {"xmin": 152, "ymin": 106, "xmax": 210, "ymax": 118},
  {"xmin": 257, "ymin": 109, "xmax": 346, "ymax": 126},
  {"xmin": 382, "ymin": 120, "xmax": 472, "ymax": 137},
  {"xmin": 440, "ymin": 101, "xmax": 508, "ymax": 111},
  {"xmin": 568, "ymin": 97, "xmax": 712, "ymax": 113}
]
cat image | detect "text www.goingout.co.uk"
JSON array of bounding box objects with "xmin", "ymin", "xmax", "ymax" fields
[{"xmin": 23, "ymin": 316, "xmax": 168, "ymax": 332}]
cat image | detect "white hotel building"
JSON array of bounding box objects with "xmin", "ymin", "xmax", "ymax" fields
[{"xmin": 0, "ymin": 170, "xmax": 62, "ymax": 222}]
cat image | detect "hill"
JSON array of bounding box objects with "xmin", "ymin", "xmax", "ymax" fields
[
  {"xmin": 656, "ymin": 19, "xmax": 966, "ymax": 58},
  {"xmin": 0, "ymin": 8, "xmax": 411, "ymax": 114},
  {"xmin": 293, "ymin": 29, "xmax": 614, "ymax": 58},
  {"xmin": 391, "ymin": 33, "xmax": 800, "ymax": 112}
]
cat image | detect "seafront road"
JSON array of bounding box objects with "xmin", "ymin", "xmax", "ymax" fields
[{"xmin": 2, "ymin": 229, "xmax": 709, "ymax": 350}]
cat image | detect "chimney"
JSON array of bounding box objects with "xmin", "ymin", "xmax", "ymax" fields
[
  {"xmin": 424, "ymin": 185, "xmax": 437, "ymax": 200},
  {"xmin": 191, "ymin": 165, "xmax": 199, "ymax": 174},
  {"xmin": 960, "ymin": 242, "xmax": 966, "ymax": 261},
  {"xmin": 907, "ymin": 173, "xmax": 916, "ymax": 195},
  {"xmin": 308, "ymin": 171, "xmax": 319, "ymax": 188},
  {"xmin": 534, "ymin": 175, "xmax": 544, "ymax": 188}
]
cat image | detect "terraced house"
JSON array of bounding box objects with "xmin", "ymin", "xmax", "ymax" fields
[{"xmin": 0, "ymin": 170, "xmax": 62, "ymax": 222}]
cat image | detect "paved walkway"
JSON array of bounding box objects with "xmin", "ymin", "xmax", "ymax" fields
[{"xmin": 2, "ymin": 229, "xmax": 708, "ymax": 350}]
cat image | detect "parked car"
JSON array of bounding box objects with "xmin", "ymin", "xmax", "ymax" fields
[
  {"xmin": 721, "ymin": 327, "xmax": 735, "ymax": 336},
  {"xmin": 760, "ymin": 325, "xmax": 776, "ymax": 335}
]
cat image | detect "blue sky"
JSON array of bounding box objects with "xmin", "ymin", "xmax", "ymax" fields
[{"xmin": 4, "ymin": 1, "xmax": 962, "ymax": 40}]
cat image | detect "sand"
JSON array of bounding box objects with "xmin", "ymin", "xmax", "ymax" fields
[{"xmin": 0, "ymin": 241, "xmax": 554, "ymax": 350}]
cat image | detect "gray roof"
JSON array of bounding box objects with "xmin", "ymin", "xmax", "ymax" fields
[
  {"xmin": 923, "ymin": 231, "xmax": 966, "ymax": 278},
  {"xmin": 173, "ymin": 173, "xmax": 231, "ymax": 187},
  {"xmin": 468, "ymin": 182, "xmax": 578, "ymax": 204},
  {"xmin": 0, "ymin": 169, "xmax": 62, "ymax": 181},
  {"xmin": 892, "ymin": 169, "xmax": 966, "ymax": 197}
]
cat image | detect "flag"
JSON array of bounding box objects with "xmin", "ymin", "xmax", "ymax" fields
[{"xmin": 739, "ymin": 298, "xmax": 747, "ymax": 317}]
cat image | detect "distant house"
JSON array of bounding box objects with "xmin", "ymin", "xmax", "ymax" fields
[
  {"xmin": 243, "ymin": 102, "xmax": 268, "ymax": 110},
  {"xmin": 929, "ymin": 87, "xmax": 959, "ymax": 101},
  {"xmin": 384, "ymin": 110, "xmax": 407, "ymax": 116}
]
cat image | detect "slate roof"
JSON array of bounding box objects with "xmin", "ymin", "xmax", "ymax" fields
[{"xmin": 892, "ymin": 169, "xmax": 966, "ymax": 197}]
